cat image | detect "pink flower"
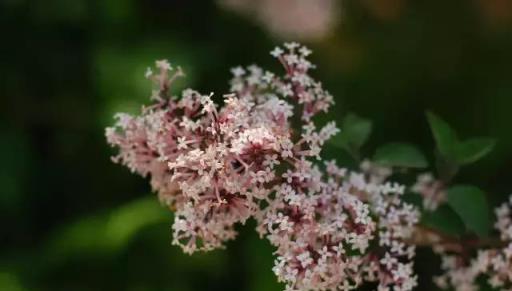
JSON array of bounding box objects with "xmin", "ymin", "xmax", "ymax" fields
[{"xmin": 106, "ymin": 44, "xmax": 420, "ymax": 290}]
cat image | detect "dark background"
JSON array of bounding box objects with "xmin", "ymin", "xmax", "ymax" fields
[{"xmin": 1, "ymin": 0, "xmax": 511, "ymax": 290}]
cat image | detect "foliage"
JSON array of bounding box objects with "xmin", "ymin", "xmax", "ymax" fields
[{"xmin": 373, "ymin": 142, "xmax": 428, "ymax": 168}]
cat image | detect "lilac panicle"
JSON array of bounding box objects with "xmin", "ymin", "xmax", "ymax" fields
[{"xmin": 106, "ymin": 44, "xmax": 420, "ymax": 290}]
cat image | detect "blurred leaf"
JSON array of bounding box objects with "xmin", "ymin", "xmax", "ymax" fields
[
  {"xmin": 427, "ymin": 112, "xmax": 495, "ymax": 168},
  {"xmin": 453, "ymin": 138, "xmax": 496, "ymax": 165},
  {"xmin": 373, "ymin": 143, "xmax": 428, "ymax": 168},
  {"xmin": 98, "ymin": 0, "xmax": 136, "ymax": 22},
  {"xmin": 446, "ymin": 185, "xmax": 490, "ymax": 237},
  {"xmin": 246, "ymin": 231, "xmax": 282, "ymax": 291},
  {"xmin": 104, "ymin": 197, "xmax": 170, "ymax": 249},
  {"xmin": 0, "ymin": 131, "xmax": 30, "ymax": 214},
  {"xmin": 333, "ymin": 113, "xmax": 372, "ymax": 157},
  {"xmin": 421, "ymin": 205, "xmax": 466, "ymax": 236},
  {"xmin": 45, "ymin": 196, "xmax": 170, "ymax": 261},
  {"xmin": 426, "ymin": 111, "xmax": 458, "ymax": 158},
  {"xmin": 0, "ymin": 272, "xmax": 25, "ymax": 291}
]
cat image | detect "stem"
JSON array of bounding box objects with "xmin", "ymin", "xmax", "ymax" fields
[
  {"xmin": 408, "ymin": 224, "xmax": 508, "ymax": 254},
  {"xmin": 348, "ymin": 146, "xmax": 361, "ymax": 164},
  {"xmin": 435, "ymin": 150, "xmax": 459, "ymax": 184}
]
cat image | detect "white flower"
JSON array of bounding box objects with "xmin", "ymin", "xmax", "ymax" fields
[
  {"xmin": 284, "ymin": 42, "xmax": 300, "ymax": 50},
  {"xmin": 262, "ymin": 71, "xmax": 275, "ymax": 83},
  {"xmin": 177, "ymin": 137, "xmax": 189, "ymax": 150},
  {"xmin": 155, "ymin": 59, "xmax": 172, "ymax": 71},
  {"xmin": 231, "ymin": 66, "xmax": 245, "ymax": 77},
  {"xmin": 200, "ymin": 93, "xmax": 216, "ymax": 114},
  {"xmin": 145, "ymin": 67, "xmax": 153, "ymax": 78},
  {"xmin": 299, "ymin": 46, "xmax": 312, "ymax": 56},
  {"xmin": 270, "ymin": 46, "xmax": 284, "ymax": 57}
]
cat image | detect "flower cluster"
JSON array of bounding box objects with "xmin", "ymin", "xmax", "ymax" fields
[
  {"xmin": 106, "ymin": 43, "xmax": 420, "ymax": 290},
  {"xmin": 259, "ymin": 164, "xmax": 419, "ymax": 291},
  {"xmin": 411, "ymin": 173, "xmax": 446, "ymax": 211},
  {"xmin": 434, "ymin": 196, "xmax": 512, "ymax": 291}
]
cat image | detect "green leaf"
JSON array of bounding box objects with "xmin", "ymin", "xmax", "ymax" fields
[
  {"xmin": 0, "ymin": 272, "xmax": 25, "ymax": 291},
  {"xmin": 373, "ymin": 143, "xmax": 428, "ymax": 168},
  {"xmin": 421, "ymin": 205, "xmax": 466, "ymax": 236},
  {"xmin": 426, "ymin": 112, "xmax": 496, "ymax": 168},
  {"xmin": 446, "ymin": 185, "xmax": 490, "ymax": 237},
  {"xmin": 453, "ymin": 137, "xmax": 496, "ymax": 165},
  {"xmin": 334, "ymin": 113, "xmax": 372, "ymax": 152},
  {"xmin": 426, "ymin": 111, "xmax": 458, "ymax": 158},
  {"xmin": 44, "ymin": 196, "xmax": 170, "ymax": 262}
]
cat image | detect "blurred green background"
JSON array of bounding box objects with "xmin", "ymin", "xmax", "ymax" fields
[{"xmin": 1, "ymin": 0, "xmax": 511, "ymax": 290}]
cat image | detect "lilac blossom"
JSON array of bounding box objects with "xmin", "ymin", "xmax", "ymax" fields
[
  {"xmin": 411, "ymin": 173, "xmax": 446, "ymax": 211},
  {"xmin": 106, "ymin": 43, "xmax": 421, "ymax": 290}
]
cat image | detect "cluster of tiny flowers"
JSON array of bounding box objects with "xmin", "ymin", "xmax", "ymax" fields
[
  {"xmin": 258, "ymin": 162, "xmax": 419, "ymax": 291},
  {"xmin": 433, "ymin": 195, "xmax": 512, "ymax": 291},
  {"xmin": 411, "ymin": 173, "xmax": 446, "ymax": 211},
  {"xmin": 106, "ymin": 44, "xmax": 419, "ymax": 290},
  {"xmin": 362, "ymin": 165, "xmax": 420, "ymax": 291}
]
